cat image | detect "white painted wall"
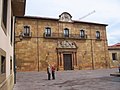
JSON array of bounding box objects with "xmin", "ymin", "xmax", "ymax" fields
[{"xmin": 0, "ymin": 0, "xmax": 14, "ymax": 78}]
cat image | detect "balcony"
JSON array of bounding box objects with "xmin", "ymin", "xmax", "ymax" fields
[
  {"xmin": 22, "ymin": 32, "xmax": 32, "ymax": 38},
  {"xmin": 43, "ymin": 33, "xmax": 87, "ymax": 40}
]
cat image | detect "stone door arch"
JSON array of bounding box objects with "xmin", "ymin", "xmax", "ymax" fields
[{"xmin": 56, "ymin": 41, "xmax": 78, "ymax": 70}]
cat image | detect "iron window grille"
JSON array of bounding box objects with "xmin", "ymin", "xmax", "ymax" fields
[
  {"xmin": 80, "ymin": 30, "xmax": 85, "ymax": 38},
  {"xmin": 96, "ymin": 31, "xmax": 100, "ymax": 39},
  {"xmin": 23, "ymin": 26, "xmax": 30, "ymax": 36},
  {"xmin": 64, "ymin": 28, "xmax": 69, "ymax": 37},
  {"xmin": 45, "ymin": 27, "xmax": 51, "ymax": 37}
]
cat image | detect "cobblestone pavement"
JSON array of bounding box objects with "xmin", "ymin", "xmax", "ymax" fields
[{"xmin": 13, "ymin": 68, "xmax": 120, "ymax": 90}]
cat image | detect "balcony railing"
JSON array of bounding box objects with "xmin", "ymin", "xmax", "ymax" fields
[
  {"xmin": 22, "ymin": 32, "xmax": 32, "ymax": 38},
  {"xmin": 43, "ymin": 33, "xmax": 87, "ymax": 39}
]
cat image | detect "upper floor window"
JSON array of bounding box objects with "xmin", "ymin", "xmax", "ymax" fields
[
  {"xmin": 112, "ymin": 53, "xmax": 117, "ymax": 60},
  {"xmin": 45, "ymin": 27, "xmax": 51, "ymax": 37},
  {"xmin": 23, "ymin": 26, "xmax": 30, "ymax": 36},
  {"xmin": 96, "ymin": 31, "xmax": 100, "ymax": 39},
  {"xmin": 1, "ymin": 0, "xmax": 8, "ymax": 34},
  {"xmin": 80, "ymin": 30, "xmax": 85, "ymax": 38},
  {"xmin": 11, "ymin": 18, "xmax": 13, "ymax": 44},
  {"xmin": 64, "ymin": 28, "xmax": 69, "ymax": 37}
]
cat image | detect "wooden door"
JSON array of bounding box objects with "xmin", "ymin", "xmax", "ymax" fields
[{"xmin": 63, "ymin": 54, "xmax": 72, "ymax": 70}]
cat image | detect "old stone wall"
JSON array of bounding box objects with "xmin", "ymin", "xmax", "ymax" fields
[{"xmin": 15, "ymin": 17, "xmax": 110, "ymax": 71}]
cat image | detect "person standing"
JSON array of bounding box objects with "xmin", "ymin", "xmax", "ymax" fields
[
  {"xmin": 118, "ymin": 63, "xmax": 120, "ymax": 73},
  {"xmin": 51, "ymin": 65, "xmax": 55, "ymax": 80},
  {"xmin": 47, "ymin": 64, "xmax": 51, "ymax": 80}
]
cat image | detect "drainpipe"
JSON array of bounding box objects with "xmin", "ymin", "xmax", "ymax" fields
[
  {"xmin": 37, "ymin": 20, "xmax": 39, "ymax": 72},
  {"xmin": 91, "ymin": 40, "xmax": 95, "ymax": 70},
  {"xmin": 13, "ymin": 16, "xmax": 16, "ymax": 84}
]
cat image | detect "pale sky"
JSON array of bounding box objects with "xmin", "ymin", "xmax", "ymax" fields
[{"xmin": 25, "ymin": 0, "xmax": 120, "ymax": 46}]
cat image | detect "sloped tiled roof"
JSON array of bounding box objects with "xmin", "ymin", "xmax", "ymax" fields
[
  {"xmin": 108, "ymin": 43, "xmax": 120, "ymax": 50},
  {"xmin": 109, "ymin": 43, "xmax": 120, "ymax": 47}
]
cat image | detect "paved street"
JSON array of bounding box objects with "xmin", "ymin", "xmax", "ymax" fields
[{"xmin": 13, "ymin": 68, "xmax": 120, "ymax": 90}]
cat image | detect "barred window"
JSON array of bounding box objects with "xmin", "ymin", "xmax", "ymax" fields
[
  {"xmin": 80, "ymin": 30, "xmax": 85, "ymax": 38},
  {"xmin": 23, "ymin": 26, "xmax": 30, "ymax": 36},
  {"xmin": 96, "ymin": 31, "xmax": 100, "ymax": 39},
  {"xmin": 64, "ymin": 28, "xmax": 69, "ymax": 37},
  {"xmin": 45, "ymin": 27, "xmax": 51, "ymax": 37}
]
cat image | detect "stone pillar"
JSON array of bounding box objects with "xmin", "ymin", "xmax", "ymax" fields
[
  {"xmin": 60, "ymin": 52, "xmax": 62, "ymax": 66},
  {"xmin": 75, "ymin": 52, "xmax": 77, "ymax": 66},
  {"xmin": 61, "ymin": 53, "xmax": 64, "ymax": 70},
  {"xmin": 59, "ymin": 52, "xmax": 64, "ymax": 70},
  {"xmin": 72, "ymin": 53, "xmax": 74, "ymax": 70},
  {"xmin": 74, "ymin": 52, "xmax": 78, "ymax": 69},
  {"xmin": 57, "ymin": 52, "xmax": 59, "ymax": 70}
]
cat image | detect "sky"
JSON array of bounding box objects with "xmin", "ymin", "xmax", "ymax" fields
[{"xmin": 25, "ymin": 0, "xmax": 120, "ymax": 46}]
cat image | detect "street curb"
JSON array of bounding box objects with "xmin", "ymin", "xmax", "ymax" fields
[{"xmin": 110, "ymin": 73, "xmax": 120, "ymax": 77}]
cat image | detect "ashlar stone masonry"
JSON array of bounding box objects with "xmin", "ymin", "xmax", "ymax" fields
[{"xmin": 15, "ymin": 12, "xmax": 110, "ymax": 71}]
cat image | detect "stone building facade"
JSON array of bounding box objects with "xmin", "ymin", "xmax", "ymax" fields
[
  {"xmin": 15, "ymin": 12, "xmax": 110, "ymax": 71},
  {"xmin": 108, "ymin": 43, "xmax": 120, "ymax": 68}
]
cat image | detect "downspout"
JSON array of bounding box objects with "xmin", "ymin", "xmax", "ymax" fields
[
  {"xmin": 13, "ymin": 16, "xmax": 16, "ymax": 84},
  {"xmin": 37, "ymin": 19, "xmax": 39, "ymax": 72},
  {"xmin": 90, "ymin": 25, "xmax": 95, "ymax": 70},
  {"xmin": 91, "ymin": 39, "xmax": 95, "ymax": 70}
]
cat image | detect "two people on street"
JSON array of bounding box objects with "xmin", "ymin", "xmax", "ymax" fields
[{"xmin": 47, "ymin": 64, "xmax": 55, "ymax": 80}]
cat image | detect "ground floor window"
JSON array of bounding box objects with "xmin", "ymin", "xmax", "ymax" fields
[
  {"xmin": 112, "ymin": 53, "xmax": 117, "ymax": 60},
  {"xmin": 0, "ymin": 48, "xmax": 6, "ymax": 84},
  {"xmin": 1, "ymin": 56, "xmax": 6, "ymax": 74}
]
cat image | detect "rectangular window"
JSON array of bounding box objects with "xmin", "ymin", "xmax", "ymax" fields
[
  {"xmin": 2, "ymin": 0, "xmax": 8, "ymax": 29},
  {"xmin": 1, "ymin": 56, "xmax": 6, "ymax": 74},
  {"xmin": 11, "ymin": 18, "xmax": 13, "ymax": 44},
  {"xmin": 23, "ymin": 26, "xmax": 30, "ymax": 36},
  {"xmin": 0, "ymin": 49, "xmax": 6, "ymax": 84},
  {"xmin": 64, "ymin": 28, "xmax": 69, "ymax": 37},
  {"xmin": 112, "ymin": 53, "xmax": 117, "ymax": 60},
  {"xmin": 80, "ymin": 30, "xmax": 85, "ymax": 38},
  {"xmin": 96, "ymin": 31, "xmax": 100, "ymax": 39},
  {"xmin": 45, "ymin": 27, "xmax": 51, "ymax": 37}
]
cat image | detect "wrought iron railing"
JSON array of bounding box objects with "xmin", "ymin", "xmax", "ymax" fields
[{"xmin": 43, "ymin": 33, "xmax": 87, "ymax": 39}]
